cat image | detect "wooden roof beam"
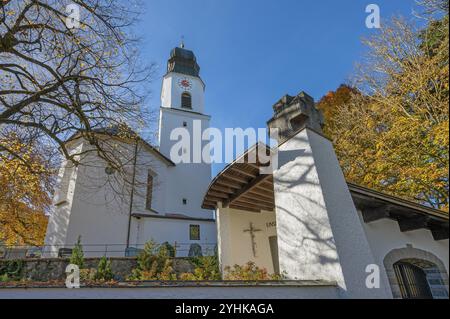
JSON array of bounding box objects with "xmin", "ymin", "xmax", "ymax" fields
[
  {"xmin": 246, "ymin": 163, "xmax": 261, "ymax": 170},
  {"xmin": 224, "ymin": 173, "xmax": 272, "ymax": 208},
  {"xmin": 210, "ymin": 185, "xmax": 235, "ymax": 194},
  {"xmin": 207, "ymin": 191, "xmax": 230, "ymax": 199},
  {"xmin": 216, "ymin": 179, "xmax": 243, "ymax": 189},
  {"xmin": 233, "ymin": 204, "xmax": 273, "ymax": 212},
  {"xmin": 260, "ymin": 180, "xmax": 274, "ymax": 188},
  {"xmin": 230, "ymin": 166, "xmax": 258, "ymax": 178},
  {"xmin": 234, "ymin": 198, "xmax": 274, "ymax": 210},
  {"xmin": 203, "ymin": 200, "xmax": 217, "ymax": 206},
  {"xmin": 398, "ymin": 216, "xmax": 429, "ymax": 233},
  {"xmin": 229, "ymin": 204, "xmax": 261, "ymax": 213},
  {"xmin": 222, "ymin": 174, "xmax": 249, "ymax": 184},
  {"xmin": 205, "ymin": 195, "xmax": 226, "ymax": 203},
  {"xmin": 249, "ymin": 188, "xmax": 274, "ymax": 200},
  {"xmin": 431, "ymin": 227, "xmax": 449, "ymax": 241},
  {"xmin": 241, "ymin": 193, "xmax": 274, "ymax": 205},
  {"xmin": 255, "ymin": 185, "xmax": 274, "ymax": 194},
  {"xmin": 361, "ymin": 206, "xmax": 391, "ymax": 223}
]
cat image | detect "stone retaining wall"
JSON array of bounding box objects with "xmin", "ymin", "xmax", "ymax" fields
[
  {"xmin": 0, "ymin": 281, "xmax": 340, "ymax": 299},
  {"xmin": 0, "ymin": 258, "xmax": 195, "ymax": 282}
]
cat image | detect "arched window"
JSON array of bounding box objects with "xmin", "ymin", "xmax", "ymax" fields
[
  {"xmin": 394, "ymin": 261, "xmax": 434, "ymax": 299},
  {"xmin": 181, "ymin": 92, "xmax": 192, "ymax": 109},
  {"xmin": 384, "ymin": 247, "xmax": 449, "ymax": 299}
]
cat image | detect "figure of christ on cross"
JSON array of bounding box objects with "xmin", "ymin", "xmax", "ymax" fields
[{"xmin": 244, "ymin": 222, "xmax": 262, "ymax": 257}]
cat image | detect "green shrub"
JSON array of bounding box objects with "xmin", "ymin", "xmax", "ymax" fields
[
  {"xmin": 0, "ymin": 260, "xmax": 24, "ymax": 281},
  {"xmin": 159, "ymin": 242, "xmax": 176, "ymax": 258},
  {"xmin": 80, "ymin": 268, "xmax": 97, "ymax": 282},
  {"xmin": 224, "ymin": 262, "xmax": 284, "ymax": 281},
  {"xmin": 180, "ymin": 253, "xmax": 221, "ymax": 281},
  {"xmin": 128, "ymin": 240, "xmax": 177, "ymax": 281},
  {"xmin": 95, "ymin": 256, "xmax": 114, "ymax": 282},
  {"xmin": 70, "ymin": 236, "xmax": 85, "ymax": 269}
]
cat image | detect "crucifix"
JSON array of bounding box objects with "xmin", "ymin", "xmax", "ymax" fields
[{"xmin": 243, "ymin": 222, "xmax": 262, "ymax": 257}]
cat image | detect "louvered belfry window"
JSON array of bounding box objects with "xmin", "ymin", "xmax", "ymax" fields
[{"xmin": 181, "ymin": 92, "xmax": 192, "ymax": 109}]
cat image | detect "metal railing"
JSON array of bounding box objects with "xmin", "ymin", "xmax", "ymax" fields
[{"xmin": 0, "ymin": 242, "xmax": 217, "ymax": 260}]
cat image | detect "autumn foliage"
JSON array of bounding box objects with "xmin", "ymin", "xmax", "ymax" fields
[
  {"xmin": 318, "ymin": 2, "xmax": 449, "ymax": 211},
  {"xmin": 0, "ymin": 136, "xmax": 50, "ymax": 246},
  {"xmin": 0, "ymin": 1, "xmax": 151, "ymax": 245}
]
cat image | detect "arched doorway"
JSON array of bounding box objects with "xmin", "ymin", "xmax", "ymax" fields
[
  {"xmin": 384, "ymin": 247, "xmax": 449, "ymax": 299},
  {"xmin": 394, "ymin": 261, "xmax": 433, "ymax": 299}
]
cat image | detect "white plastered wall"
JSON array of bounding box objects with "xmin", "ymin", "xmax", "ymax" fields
[
  {"xmin": 216, "ymin": 205, "xmax": 277, "ymax": 274},
  {"xmin": 158, "ymin": 108, "xmax": 214, "ymax": 220},
  {"xmin": 272, "ymin": 128, "xmax": 389, "ymax": 298},
  {"xmin": 359, "ymin": 211, "xmax": 449, "ymax": 297}
]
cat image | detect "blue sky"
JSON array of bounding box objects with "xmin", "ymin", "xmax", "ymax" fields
[{"xmin": 136, "ymin": 0, "xmax": 421, "ymax": 175}]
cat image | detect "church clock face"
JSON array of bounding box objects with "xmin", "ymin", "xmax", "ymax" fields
[{"xmin": 178, "ymin": 77, "xmax": 192, "ymax": 91}]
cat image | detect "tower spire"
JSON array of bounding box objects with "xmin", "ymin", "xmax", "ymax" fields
[
  {"xmin": 180, "ymin": 35, "xmax": 185, "ymax": 49},
  {"xmin": 167, "ymin": 42, "xmax": 200, "ymax": 77}
]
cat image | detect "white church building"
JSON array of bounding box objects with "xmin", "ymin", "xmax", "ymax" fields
[
  {"xmin": 43, "ymin": 46, "xmax": 449, "ymax": 299},
  {"xmin": 44, "ymin": 46, "xmax": 217, "ymax": 258}
]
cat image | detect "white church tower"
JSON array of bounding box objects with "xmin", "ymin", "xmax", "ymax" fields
[{"xmin": 158, "ymin": 45, "xmax": 213, "ymax": 220}]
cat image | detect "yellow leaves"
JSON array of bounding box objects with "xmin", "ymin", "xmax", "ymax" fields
[
  {"xmin": 320, "ymin": 8, "xmax": 449, "ymax": 211},
  {"xmin": 322, "ymin": 84, "xmax": 448, "ymax": 211},
  {"xmin": 0, "ymin": 135, "xmax": 51, "ymax": 246},
  {"xmin": 79, "ymin": 23, "xmax": 87, "ymax": 31},
  {"xmin": 0, "ymin": 207, "xmax": 48, "ymax": 247},
  {"xmin": 431, "ymin": 120, "xmax": 450, "ymax": 145}
]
